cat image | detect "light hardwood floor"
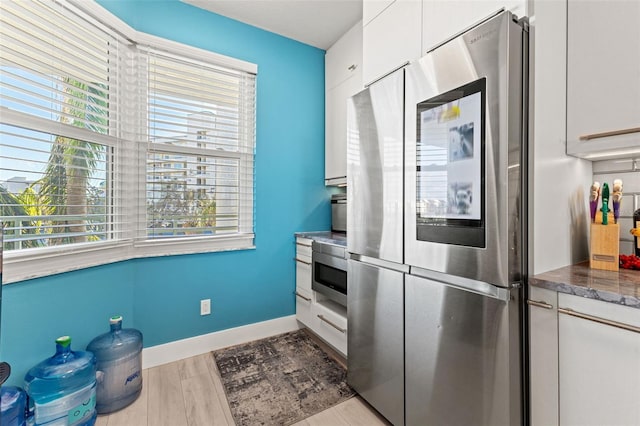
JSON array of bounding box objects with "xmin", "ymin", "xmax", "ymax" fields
[{"xmin": 95, "ymin": 336, "xmax": 390, "ymax": 426}]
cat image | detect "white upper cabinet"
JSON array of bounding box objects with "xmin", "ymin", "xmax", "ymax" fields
[
  {"xmin": 363, "ymin": 0, "xmax": 395, "ymax": 26},
  {"xmin": 422, "ymin": 1, "xmax": 525, "ymax": 54},
  {"xmin": 566, "ymin": 0, "xmax": 640, "ymax": 159},
  {"xmin": 362, "ymin": 0, "xmax": 422, "ymax": 86},
  {"xmin": 325, "ymin": 21, "xmax": 363, "ymax": 91},
  {"xmin": 325, "ymin": 21, "xmax": 363, "ymax": 185}
]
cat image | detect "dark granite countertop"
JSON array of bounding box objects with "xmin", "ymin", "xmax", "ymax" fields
[
  {"xmin": 529, "ymin": 263, "xmax": 640, "ymax": 309},
  {"xmin": 295, "ymin": 231, "xmax": 347, "ymax": 247}
]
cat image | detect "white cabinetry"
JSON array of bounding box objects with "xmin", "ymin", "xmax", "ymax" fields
[
  {"xmin": 558, "ymin": 293, "xmax": 640, "ymax": 426},
  {"xmin": 528, "ymin": 287, "xmax": 559, "ymax": 426},
  {"xmin": 311, "ymin": 299, "xmax": 348, "ymax": 356},
  {"xmin": 294, "ymin": 237, "xmax": 313, "ymax": 327},
  {"xmin": 362, "ymin": 0, "xmax": 421, "ymax": 86},
  {"xmin": 529, "ymin": 289, "xmax": 640, "ymax": 425},
  {"xmin": 325, "ymin": 22, "xmax": 362, "ymax": 186},
  {"xmin": 566, "ymin": 0, "xmax": 640, "ymax": 159},
  {"xmin": 294, "ymin": 237, "xmax": 348, "ymax": 356},
  {"xmin": 363, "ymin": 0, "xmax": 395, "ymax": 26},
  {"xmin": 422, "ymin": 0, "xmax": 525, "ymax": 54}
]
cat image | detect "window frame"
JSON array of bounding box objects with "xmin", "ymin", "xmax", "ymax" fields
[{"xmin": 1, "ymin": 0, "xmax": 257, "ymax": 284}]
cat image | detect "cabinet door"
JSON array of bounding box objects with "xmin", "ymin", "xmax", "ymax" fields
[
  {"xmin": 422, "ymin": 0, "xmax": 525, "ymax": 54},
  {"xmin": 325, "ymin": 74, "xmax": 362, "ymax": 183},
  {"xmin": 325, "ymin": 22, "xmax": 362, "ymax": 91},
  {"xmin": 325, "ymin": 21, "xmax": 363, "ymax": 185},
  {"xmin": 558, "ymin": 294, "xmax": 640, "ymax": 426},
  {"xmin": 362, "ymin": 0, "xmax": 421, "ymax": 85},
  {"xmin": 566, "ymin": 0, "xmax": 640, "ymax": 156},
  {"xmin": 528, "ymin": 287, "xmax": 558, "ymax": 426},
  {"xmin": 363, "ymin": 0, "xmax": 395, "ymax": 26}
]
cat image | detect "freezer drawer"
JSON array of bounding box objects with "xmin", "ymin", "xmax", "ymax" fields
[
  {"xmin": 405, "ymin": 274, "xmax": 521, "ymax": 426},
  {"xmin": 347, "ymin": 260, "xmax": 404, "ymax": 426}
]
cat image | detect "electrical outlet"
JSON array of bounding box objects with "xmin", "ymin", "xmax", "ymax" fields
[{"xmin": 200, "ymin": 299, "xmax": 211, "ymax": 316}]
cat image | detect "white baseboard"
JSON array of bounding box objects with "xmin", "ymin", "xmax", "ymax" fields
[{"xmin": 142, "ymin": 315, "xmax": 301, "ymax": 369}]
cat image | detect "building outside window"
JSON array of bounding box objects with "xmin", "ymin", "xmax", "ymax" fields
[{"xmin": 0, "ymin": 0, "xmax": 257, "ymax": 282}]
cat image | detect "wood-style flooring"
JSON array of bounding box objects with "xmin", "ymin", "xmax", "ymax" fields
[{"xmin": 95, "ymin": 332, "xmax": 390, "ymax": 426}]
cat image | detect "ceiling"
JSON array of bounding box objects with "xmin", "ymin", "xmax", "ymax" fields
[{"xmin": 181, "ymin": 0, "xmax": 363, "ymax": 50}]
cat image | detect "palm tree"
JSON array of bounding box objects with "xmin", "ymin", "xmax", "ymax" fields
[
  {"xmin": 38, "ymin": 78, "xmax": 107, "ymax": 245},
  {"xmin": 0, "ymin": 185, "xmax": 39, "ymax": 250}
]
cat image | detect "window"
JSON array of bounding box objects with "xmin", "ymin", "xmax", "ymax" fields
[
  {"xmin": 142, "ymin": 47, "xmax": 256, "ymax": 239},
  {"xmin": 0, "ymin": 0, "xmax": 257, "ymax": 282}
]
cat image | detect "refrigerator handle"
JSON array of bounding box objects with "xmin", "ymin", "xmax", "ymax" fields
[{"xmin": 410, "ymin": 266, "xmax": 513, "ymax": 302}]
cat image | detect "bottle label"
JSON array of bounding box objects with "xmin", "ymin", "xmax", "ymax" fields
[
  {"xmin": 68, "ymin": 391, "xmax": 96, "ymax": 424},
  {"xmin": 33, "ymin": 382, "xmax": 96, "ymax": 425}
]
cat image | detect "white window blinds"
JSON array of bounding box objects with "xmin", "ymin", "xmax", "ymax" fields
[
  {"xmin": 0, "ymin": 0, "xmax": 257, "ymax": 281},
  {"xmin": 0, "ymin": 0, "xmax": 128, "ymax": 251},
  {"xmin": 141, "ymin": 47, "xmax": 256, "ymax": 239}
]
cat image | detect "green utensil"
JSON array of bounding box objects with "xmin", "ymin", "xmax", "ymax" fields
[{"xmin": 601, "ymin": 183, "xmax": 610, "ymax": 225}]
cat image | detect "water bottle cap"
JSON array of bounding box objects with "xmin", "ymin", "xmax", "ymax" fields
[
  {"xmin": 109, "ymin": 315, "xmax": 123, "ymax": 325},
  {"xmin": 55, "ymin": 336, "xmax": 71, "ymax": 347}
]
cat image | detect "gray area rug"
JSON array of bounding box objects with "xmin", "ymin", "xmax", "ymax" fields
[{"xmin": 213, "ymin": 330, "xmax": 355, "ymax": 426}]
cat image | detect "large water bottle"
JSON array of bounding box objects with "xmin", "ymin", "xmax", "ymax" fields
[
  {"xmin": 1, "ymin": 386, "xmax": 28, "ymax": 426},
  {"xmin": 86, "ymin": 315, "xmax": 142, "ymax": 414},
  {"xmin": 24, "ymin": 336, "xmax": 96, "ymax": 426}
]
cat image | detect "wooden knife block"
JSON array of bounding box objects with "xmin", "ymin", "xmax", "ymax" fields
[{"xmin": 590, "ymin": 211, "xmax": 619, "ymax": 271}]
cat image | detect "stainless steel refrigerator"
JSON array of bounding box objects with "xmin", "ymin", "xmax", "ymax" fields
[{"xmin": 347, "ymin": 11, "xmax": 528, "ymax": 426}]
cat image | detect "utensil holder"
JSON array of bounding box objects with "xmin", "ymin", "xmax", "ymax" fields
[{"xmin": 590, "ymin": 211, "xmax": 619, "ymax": 271}]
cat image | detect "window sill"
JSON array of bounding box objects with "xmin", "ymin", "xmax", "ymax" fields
[{"xmin": 2, "ymin": 234, "xmax": 255, "ymax": 284}]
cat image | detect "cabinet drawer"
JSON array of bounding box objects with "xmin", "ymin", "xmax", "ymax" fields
[
  {"xmin": 558, "ymin": 293, "xmax": 640, "ymax": 329},
  {"xmin": 296, "ymin": 237, "xmax": 313, "ymax": 259},
  {"xmin": 295, "ymin": 257, "xmax": 312, "ymax": 294},
  {"xmin": 295, "ymin": 288, "xmax": 313, "ymax": 328},
  {"xmin": 312, "ymin": 301, "xmax": 348, "ymax": 356}
]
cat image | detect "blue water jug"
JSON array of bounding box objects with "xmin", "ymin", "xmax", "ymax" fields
[
  {"xmin": 1, "ymin": 386, "xmax": 28, "ymax": 426},
  {"xmin": 24, "ymin": 336, "xmax": 96, "ymax": 426},
  {"xmin": 86, "ymin": 315, "xmax": 142, "ymax": 414}
]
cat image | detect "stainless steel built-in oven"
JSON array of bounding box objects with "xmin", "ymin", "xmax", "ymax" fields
[{"xmin": 312, "ymin": 241, "xmax": 347, "ymax": 307}]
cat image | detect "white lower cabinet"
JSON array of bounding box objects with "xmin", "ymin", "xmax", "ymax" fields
[
  {"xmin": 312, "ymin": 300, "xmax": 348, "ymax": 356},
  {"xmin": 295, "ymin": 237, "xmax": 313, "ymax": 327},
  {"xmin": 558, "ymin": 293, "xmax": 640, "ymax": 426},
  {"xmin": 528, "ymin": 287, "xmax": 559, "ymax": 426},
  {"xmin": 295, "ymin": 288, "xmax": 313, "ymax": 328},
  {"xmin": 530, "ymin": 289, "xmax": 640, "ymax": 425},
  {"xmin": 294, "ymin": 237, "xmax": 348, "ymax": 356}
]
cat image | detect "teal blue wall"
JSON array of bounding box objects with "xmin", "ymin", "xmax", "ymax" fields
[{"xmin": 0, "ymin": 0, "xmax": 328, "ymax": 386}]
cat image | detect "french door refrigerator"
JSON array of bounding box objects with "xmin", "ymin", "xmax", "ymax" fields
[{"xmin": 347, "ymin": 10, "xmax": 528, "ymax": 426}]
